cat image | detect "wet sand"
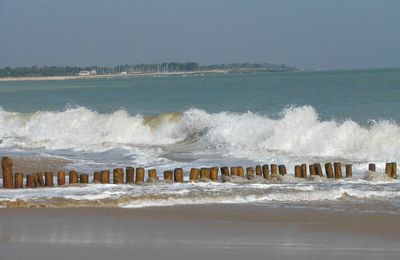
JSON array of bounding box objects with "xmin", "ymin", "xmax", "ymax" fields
[{"xmin": 0, "ymin": 204, "xmax": 399, "ymax": 260}]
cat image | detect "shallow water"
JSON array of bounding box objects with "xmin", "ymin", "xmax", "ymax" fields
[{"xmin": 0, "ymin": 69, "xmax": 399, "ymax": 208}]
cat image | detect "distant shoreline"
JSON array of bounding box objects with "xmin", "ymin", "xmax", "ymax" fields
[{"xmin": 0, "ymin": 70, "xmax": 228, "ymax": 82}]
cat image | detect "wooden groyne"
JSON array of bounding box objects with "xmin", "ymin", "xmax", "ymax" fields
[{"xmin": 1, "ymin": 157, "xmax": 398, "ymax": 189}]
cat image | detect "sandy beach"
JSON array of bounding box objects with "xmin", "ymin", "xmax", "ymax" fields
[
  {"xmin": 0, "ymin": 70, "xmax": 227, "ymax": 82},
  {"xmin": 0, "ymin": 205, "xmax": 399, "ymax": 260}
]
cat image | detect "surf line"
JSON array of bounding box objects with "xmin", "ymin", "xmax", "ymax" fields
[{"xmin": 1, "ymin": 157, "xmax": 397, "ymax": 189}]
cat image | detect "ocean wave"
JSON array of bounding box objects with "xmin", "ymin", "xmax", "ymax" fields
[
  {"xmin": 1, "ymin": 105, "xmax": 400, "ymax": 162},
  {"xmin": 0, "ymin": 181, "xmax": 399, "ymax": 208}
]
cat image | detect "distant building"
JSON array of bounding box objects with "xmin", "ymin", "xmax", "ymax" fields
[
  {"xmin": 120, "ymin": 71, "xmax": 127, "ymax": 75},
  {"xmin": 78, "ymin": 71, "xmax": 90, "ymax": 76},
  {"xmin": 90, "ymin": 70, "xmax": 97, "ymax": 75}
]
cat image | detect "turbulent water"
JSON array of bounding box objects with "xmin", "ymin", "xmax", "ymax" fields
[{"xmin": 0, "ymin": 69, "xmax": 400, "ymax": 209}]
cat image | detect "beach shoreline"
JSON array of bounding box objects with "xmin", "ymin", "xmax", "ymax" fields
[
  {"xmin": 0, "ymin": 70, "xmax": 228, "ymax": 82},
  {"xmin": 0, "ymin": 204, "xmax": 399, "ymax": 260}
]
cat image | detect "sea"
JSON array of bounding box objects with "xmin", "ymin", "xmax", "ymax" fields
[{"xmin": 0, "ymin": 68, "xmax": 400, "ymax": 210}]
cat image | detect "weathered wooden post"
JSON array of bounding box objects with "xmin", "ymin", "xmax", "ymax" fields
[
  {"xmin": 35, "ymin": 173, "xmax": 45, "ymax": 187},
  {"xmin": 230, "ymin": 167, "xmax": 238, "ymax": 177},
  {"xmin": 385, "ymin": 163, "xmax": 392, "ymax": 178},
  {"xmin": 368, "ymin": 163, "xmax": 376, "ymax": 172},
  {"xmin": 334, "ymin": 162, "xmax": 342, "ymax": 179},
  {"xmin": 278, "ymin": 165, "xmax": 287, "ymax": 176},
  {"xmin": 57, "ymin": 171, "xmax": 66, "ymax": 186},
  {"xmin": 309, "ymin": 164, "xmax": 316, "ymax": 176},
  {"xmin": 391, "ymin": 162, "xmax": 397, "ymax": 179},
  {"xmin": 255, "ymin": 165, "xmax": 262, "ymax": 176},
  {"xmin": 270, "ymin": 164, "xmax": 278, "ymax": 177},
  {"xmin": 294, "ymin": 165, "xmax": 302, "ymax": 178},
  {"xmin": 100, "ymin": 170, "xmax": 110, "ymax": 184},
  {"xmin": 189, "ymin": 168, "xmax": 199, "ymax": 181},
  {"xmin": 314, "ymin": 163, "xmax": 323, "ymax": 177},
  {"xmin": 69, "ymin": 171, "xmax": 79, "ymax": 184},
  {"xmin": 237, "ymin": 166, "xmax": 244, "ymax": 178},
  {"xmin": 174, "ymin": 168, "xmax": 184, "ymax": 182},
  {"xmin": 45, "ymin": 172, "xmax": 54, "ymax": 187},
  {"xmin": 262, "ymin": 164, "xmax": 269, "ymax": 179},
  {"xmin": 246, "ymin": 167, "xmax": 255, "ymax": 180},
  {"xmin": 93, "ymin": 171, "xmax": 101, "ymax": 183},
  {"xmin": 325, "ymin": 163, "xmax": 334, "ymax": 178},
  {"xmin": 301, "ymin": 164, "xmax": 307, "ymax": 178},
  {"xmin": 220, "ymin": 167, "xmax": 230, "ymax": 177},
  {"xmin": 210, "ymin": 167, "xmax": 219, "ymax": 181},
  {"xmin": 113, "ymin": 168, "xmax": 124, "ymax": 184},
  {"xmin": 2, "ymin": 157, "xmax": 13, "ymax": 189},
  {"xmin": 135, "ymin": 167, "xmax": 145, "ymax": 184},
  {"xmin": 14, "ymin": 173, "xmax": 24, "ymax": 189},
  {"xmin": 126, "ymin": 167, "xmax": 135, "ymax": 183},
  {"xmin": 80, "ymin": 174, "xmax": 89, "ymax": 184},
  {"xmin": 164, "ymin": 170, "xmax": 173, "ymax": 182},
  {"xmin": 26, "ymin": 174, "xmax": 36, "ymax": 188},
  {"xmin": 200, "ymin": 168, "xmax": 211, "ymax": 180},
  {"xmin": 345, "ymin": 164, "xmax": 352, "ymax": 178},
  {"xmin": 148, "ymin": 169, "xmax": 158, "ymax": 182}
]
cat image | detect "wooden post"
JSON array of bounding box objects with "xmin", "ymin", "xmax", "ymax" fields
[
  {"xmin": 80, "ymin": 174, "xmax": 89, "ymax": 184},
  {"xmin": 26, "ymin": 174, "xmax": 36, "ymax": 188},
  {"xmin": 246, "ymin": 167, "xmax": 255, "ymax": 180},
  {"xmin": 368, "ymin": 163, "xmax": 376, "ymax": 172},
  {"xmin": 135, "ymin": 167, "xmax": 145, "ymax": 184},
  {"xmin": 385, "ymin": 163, "xmax": 392, "ymax": 178},
  {"xmin": 345, "ymin": 164, "xmax": 352, "ymax": 178},
  {"xmin": 391, "ymin": 162, "xmax": 397, "ymax": 179},
  {"xmin": 189, "ymin": 168, "xmax": 199, "ymax": 181},
  {"xmin": 210, "ymin": 167, "xmax": 219, "ymax": 181},
  {"xmin": 69, "ymin": 171, "xmax": 79, "ymax": 184},
  {"xmin": 314, "ymin": 163, "xmax": 323, "ymax": 177},
  {"xmin": 301, "ymin": 164, "xmax": 307, "ymax": 178},
  {"xmin": 294, "ymin": 165, "xmax": 302, "ymax": 178},
  {"xmin": 255, "ymin": 165, "xmax": 262, "ymax": 176},
  {"xmin": 45, "ymin": 172, "xmax": 54, "ymax": 187},
  {"xmin": 2, "ymin": 157, "xmax": 13, "ymax": 189},
  {"xmin": 164, "ymin": 170, "xmax": 173, "ymax": 182},
  {"xmin": 174, "ymin": 168, "xmax": 184, "ymax": 182},
  {"xmin": 126, "ymin": 167, "xmax": 135, "ymax": 183},
  {"xmin": 325, "ymin": 163, "xmax": 334, "ymax": 178},
  {"xmin": 57, "ymin": 171, "xmax": 66, "ymax": 186},
  {"xmin": 334, "ymin": 162, "xmax": 342, "ymax": 179},
  {"xmin": 220, "ymin": 167, "xmax": 230, "ymax": 176},
  {"xmin": 230, "ymin": 167, "xmax": 238, "ymax": 177},
  {"xmin": 262, "ymin": 164, "xmax": 269, "ymax": 179},
  {"xmin": 14, "ymin": 173, "xmax": 24, "ymax": 189},
  {"xmin": 237, "ymin": 166, "xmax": 244, "ymax": 178},
  {"xmin": 100, "ymin": 170, "xmax": 110, "ymax": 184},
  {"xmin": 148, "ymin": 169, "xmax": 158, "ymax": 182},
  {"xmin": 113, "ymin": 168, "xmax": 124, "ymax": 184},
  {"xmin": 309, "ymin": 164, "xmax": 316, "ymax": 176},
  {"xmin": 278, "ymin": 165, "xmax": 287, "ymax": 176},
  {"xmin": 35, "ymin": 173, "xmax": 45, "ymax": 187},
  {"xmin": 93, "ymin": 171, "xmax": 101, "ymax": 183},
  {"xmin": 200, "ymin": 168, "xmax": 211, "ymax": 180},
  {"xmin": 270, "ymin": 164, "xmax": 278, "ymax": 176}
]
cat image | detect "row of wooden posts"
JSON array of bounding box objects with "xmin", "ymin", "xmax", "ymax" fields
[{"xmin": 1, "ymin": 157, "xmax": 398, "ymax": 189}]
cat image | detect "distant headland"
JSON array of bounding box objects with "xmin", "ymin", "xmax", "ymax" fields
[{"xmin": 0, "ymin": 62, "xmax": 298, "ymax": 82}]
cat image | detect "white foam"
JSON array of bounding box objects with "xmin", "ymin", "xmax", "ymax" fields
[{"xmin": 1, "ymin": 105, "xmax": 400, "ymax": 164}]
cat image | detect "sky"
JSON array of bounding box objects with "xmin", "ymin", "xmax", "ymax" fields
[{"xmin": 0, "ymin": 0, "xmax": 399, "ymax": 69}]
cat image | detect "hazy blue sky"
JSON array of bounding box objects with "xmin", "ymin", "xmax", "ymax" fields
[{"xmin": 0, "ymin": 0, "xmax": 399, "ymax": 69}]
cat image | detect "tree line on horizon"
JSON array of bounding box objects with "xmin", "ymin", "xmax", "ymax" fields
[{"xmin": 0, "ymin": 62, "xmax": 296, "ymax": 77}]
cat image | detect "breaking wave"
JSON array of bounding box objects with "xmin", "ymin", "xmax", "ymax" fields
[{"xmin": 0, "ymin": 105, "xmax": 400, "ymax": 162}]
